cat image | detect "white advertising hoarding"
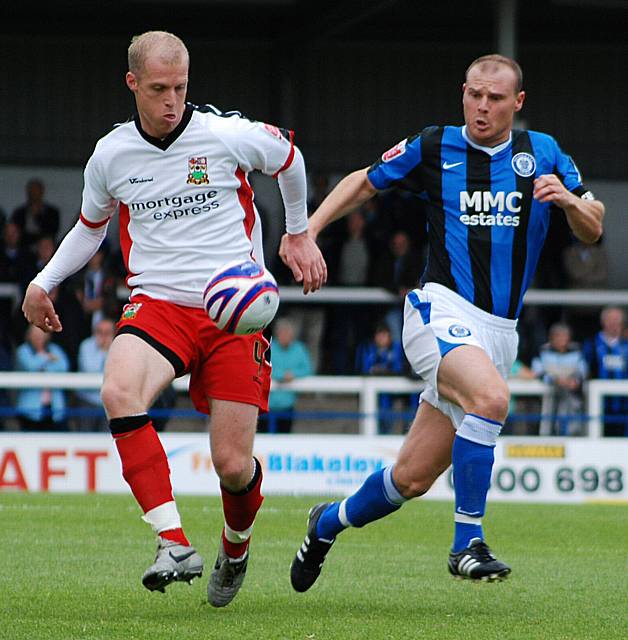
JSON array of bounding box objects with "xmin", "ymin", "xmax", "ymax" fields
[{"xmin": 0, "ymin": 434, "xmax": 626, "ymax": 503}]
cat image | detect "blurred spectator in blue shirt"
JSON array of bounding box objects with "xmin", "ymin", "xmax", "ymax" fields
[
  {"xmin": 75, "ymin": 317, "xmax": 115, "ymax": 431},
  {"xmin": 356, "ymin": 322, "xmax": 406, "ymax": 434},
  {"xmin": 15, "ymin": 325, "xmax": 70, "ymax": 430},
  {"xmin": 261, "ymin": 318, "xmax": 312, "ymax": 434},
  {"xmin": 532, "ymin": 323, "xmax": 588, "ymax": 436},
  {"xmin": 356, "ymin": 322, "xmax": 404, "ymax": 376},
  {"xmin": 582, "ymin": 306, "xmax": 628, "ymax": 437}
]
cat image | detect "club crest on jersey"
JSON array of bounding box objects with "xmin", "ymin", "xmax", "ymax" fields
[
  {"xmin": 122, "ymin": 303, "xmax": 142, "ymax": 320},
  {"xmin": 382, "ymin": 139, "xmax": 407, "ymax": 163},
  {"xmin": 448, "ymin": 324, "xmax": 471, "ymax": 338},
  {"xmin": 186, "ymin": 157, "xmax": 210, "ymax": 185},
  {"xmin": 511, "ymin": 152, "xmax": 536, "ymax": 177}
]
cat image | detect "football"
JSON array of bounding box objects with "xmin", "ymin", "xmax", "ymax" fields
[{"xmin": 203, "ymin": 260, "xmax": 280, "ymax": 334}]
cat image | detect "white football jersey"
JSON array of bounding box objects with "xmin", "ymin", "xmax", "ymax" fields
[{"xmin": 80, "ymin": 104, "xmax": 295, "ymax": 307}]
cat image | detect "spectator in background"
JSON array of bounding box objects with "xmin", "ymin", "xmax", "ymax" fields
[
  {"xmin": 0, "ymin": 341, "xmax": 11, "ymax": 430},
  {"xmin": 505, "ymin": 359, "xmax": 537, "ymax": 435},
  {"xmin": 356, "ymin": 322, "xmax": 404, "ymax": 376},
  {"xmin": 371, "ymin": 230, "xmax": 423, "ymax": 344},
  {"xmin": 327, "ymin": 209, "xmax": 375, "ymax": 373},
  {"xmin": 7, "ymin": 238, "xmax": 87, "ymax": 366},
  {"xmin": 535, "ymin": 210, "xmax": 572, "ymax": 290},
  {"xmin": 34, "ymin": 236, "xmax": 56, "ymax": 273},
  {"xmin": 6, "ymin": 238, "xmax": 57, "ymax": 349},
  {"xmin": 15, "ymin": 324, "xmax": 70, "ymax": 431},
  {"xmin": 308, "ymin": 173, "xmax": 343, "ymax": 281},
  {"xmin": 532, "ymin": 323, "xmax": 588, "ymax": 436},
  {"xmin": 75, "ymin": 241, "xmax": 118, "ymax": 332},
  {"xmin": 338, "ymin": 210, "xmax": 371, "ymax": 286},
  {"xmin": 260, "ymin": 318, "xmax": 312, "ymax": 434},
  {"xmin": 0, "ymin": 222, "xmax": 37, "ymax": 343},
  {"xmin": 0, "ymin": 222, "xmax": 37, "ymax": 292},
  {"xmin": 75, "ymin": 317, "xmax": 116, "ymax": 431},
  {"xmin": 356, "ymin": 321, "xmax": 406, "ymax": 434},
  {"xmin": 11, "ymin": 179, "xmax": 60, "ymax": 250},
  {"xmin": 563, "ymin": 236, "xmax": 609, "ymax": 341},
  {"xmin": 583, "ymin": 307, "xmax": 628, "ymax": 437},
  {"xmin": 563, "ymin": 236, "xmax": 609, "ymax": 290}
]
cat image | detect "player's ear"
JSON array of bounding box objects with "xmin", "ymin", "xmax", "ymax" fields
[
  {"xmin": 514, "ymin": 90, "xmax": 525, "ymax": 112},
  {"xmin": 126, "ymin": 71, "xmax": 138, "ymax": 93}
]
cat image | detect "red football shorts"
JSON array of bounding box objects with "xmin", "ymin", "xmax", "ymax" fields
[{"xmin": 115, "ymin": 295, "xmax": 271, "ymax": 414}]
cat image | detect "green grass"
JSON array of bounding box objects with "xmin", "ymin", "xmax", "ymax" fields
[{"xmin": 0, "ymin": 494, "xmax": 626, "ymax": 640}]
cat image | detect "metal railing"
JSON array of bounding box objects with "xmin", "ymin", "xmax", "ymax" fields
[{"xmin": 0, "ymin": 372, "xmax": 623, "ymax": 438}]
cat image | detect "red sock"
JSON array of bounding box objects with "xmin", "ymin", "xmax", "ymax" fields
[
  {"xmin": 114, "ymin": 421, "xmax": 174, "ymax": 512},
  {"xmin": 220, "ymin": 460, "xmax": 264, "ymax": 558},
  {"xmin": 160, "ymin": 528, "xmax": 190, "ymax": 546}
]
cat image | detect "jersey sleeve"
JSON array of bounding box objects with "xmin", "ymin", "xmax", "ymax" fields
[
  {"xmin": 232, "ymin": 118, "xmax": 295, "ymax": 177},
  {"xmin": 367, "ymin": 134, "xmax": 422, "ymax": 191},
  {"xmin": 80, "ymin": 150, "xmax": 118, "ymax": 227},
  {"xmin": 553, "ymin": 138, "xmax": 591, "ymax": 198}
]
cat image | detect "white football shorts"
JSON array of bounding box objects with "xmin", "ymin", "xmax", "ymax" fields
[{"xmin": 402, "ymin": 282, "xmax": 519, "ymax": 429}]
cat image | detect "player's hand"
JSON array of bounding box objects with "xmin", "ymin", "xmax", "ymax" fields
[
  {"xmin": 22, "ymin": 283, "xmax": 63, "ymax": 333},
  {"xmin": 533, "ymin": 174, "xmax": 577, "ymax": 209},
  {"xmin": 279, "ymin": 231, "xmax": 327, "ymax": 294}
]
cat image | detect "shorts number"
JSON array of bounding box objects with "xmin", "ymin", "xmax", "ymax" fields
[{"xmin": 253, "ymin": 339, "xmax": 265, "ymax": 376}]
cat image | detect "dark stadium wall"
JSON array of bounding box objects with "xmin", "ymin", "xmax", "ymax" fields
[{"xmin": 1, "ymin": 34, "xmax": 626, "ymax": 180}]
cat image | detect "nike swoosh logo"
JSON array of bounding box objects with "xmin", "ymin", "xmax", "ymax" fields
[
  {"xmin": 169, "ymin": 550, "xmax": 195, "ymax": 563},
  {"xmin": 442, "ymin": 161, "xmax": 464, "ymax": 170},
  {"xmin": 456, "ymin": 508, "xmax": 482, "ymax": 516}
]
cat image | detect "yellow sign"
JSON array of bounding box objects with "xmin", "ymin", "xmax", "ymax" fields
[{"xmin": 506, "ymin": 444, "xmax": 565, "ymax": 459}]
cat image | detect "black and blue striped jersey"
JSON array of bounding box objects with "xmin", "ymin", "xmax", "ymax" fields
[{"xmin": 367, "ymin": 126, "xmax": 590, "ymax": 319}]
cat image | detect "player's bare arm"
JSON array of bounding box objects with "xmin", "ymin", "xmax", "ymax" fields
[
  {"xmin": 307, "ymin": 167, "xmax": 378, "ymax": 241},
  {"xmin": 22, "ymin": 283, "xmax": 62, "ymax": 333},
  {"xmin": 279, "ymin": 231, "xmax": 327, "ymax": 294},
  {"xmin": 533, "ymin": 174, "xmax": 604, "ymax": 243}
]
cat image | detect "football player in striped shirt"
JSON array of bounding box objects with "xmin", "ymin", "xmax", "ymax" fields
[{"xmin": 288, "ymin": 54, "xmax": 604, "ymax": 588}]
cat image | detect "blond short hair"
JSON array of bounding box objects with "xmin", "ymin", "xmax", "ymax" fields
[
  {"xmin": 465, "ymin": 54, "xmax": 523, "ymax": 93},
  {"xmin": 128, "ymin": 31, "xmax": 189, "ymax": 76}
]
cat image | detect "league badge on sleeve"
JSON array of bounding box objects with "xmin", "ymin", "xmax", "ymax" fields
[
  {"xmin": 186, "ymin": 157, "xmax": 210, "ymax": 185},
  {"xmin": 382, "ymin": 138, "xmax": 407, "ymax": 163},
  {"xmin": 263, "ymin": 123, "xmax": 282, "ymax": 139}
]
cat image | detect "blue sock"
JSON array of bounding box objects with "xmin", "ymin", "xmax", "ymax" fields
[
  {"xmin": 451, "ymin": 413, "xmax": 501, "ymax": 553},
  {"xmin": 316, "ymin": 466, "xmax": 406, "ymax": 540}
]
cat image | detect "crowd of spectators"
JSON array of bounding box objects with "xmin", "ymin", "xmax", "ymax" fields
[
  {"xmin": 0, "ymin": 179, "xmax": 125, "ymax": 431},
  {"xmin": 1, "ymin": 176, "xmax": 627, "ymax": 436}
]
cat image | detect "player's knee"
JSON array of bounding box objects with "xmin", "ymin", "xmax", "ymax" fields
[
  {"xmin": 470, "ymin": 384, "xmax": 510, "ymax": 423},
  {"xmin": 101, "ymin": 379, "xmax": 136, "ymax": 416},
  {"xmin": 393, "ymin": 464, "xmax": 437, "ymax": 499},
  {"xmin": 212, "ymin": 453, "xmax": 250, "ymax": 490}
]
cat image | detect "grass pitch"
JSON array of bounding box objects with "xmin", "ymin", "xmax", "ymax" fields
[{"xmin": 0, "ymin": 494, "xmax": 626, "ymax": 640}]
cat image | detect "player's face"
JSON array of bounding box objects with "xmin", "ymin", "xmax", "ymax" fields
[
  {"xmin": 462, "ymin": 65, "xmax": 525, "ymax": 147},
  {"xmin": 126, "ymin": 56, "xmax": 188, "ymax": 139}
]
